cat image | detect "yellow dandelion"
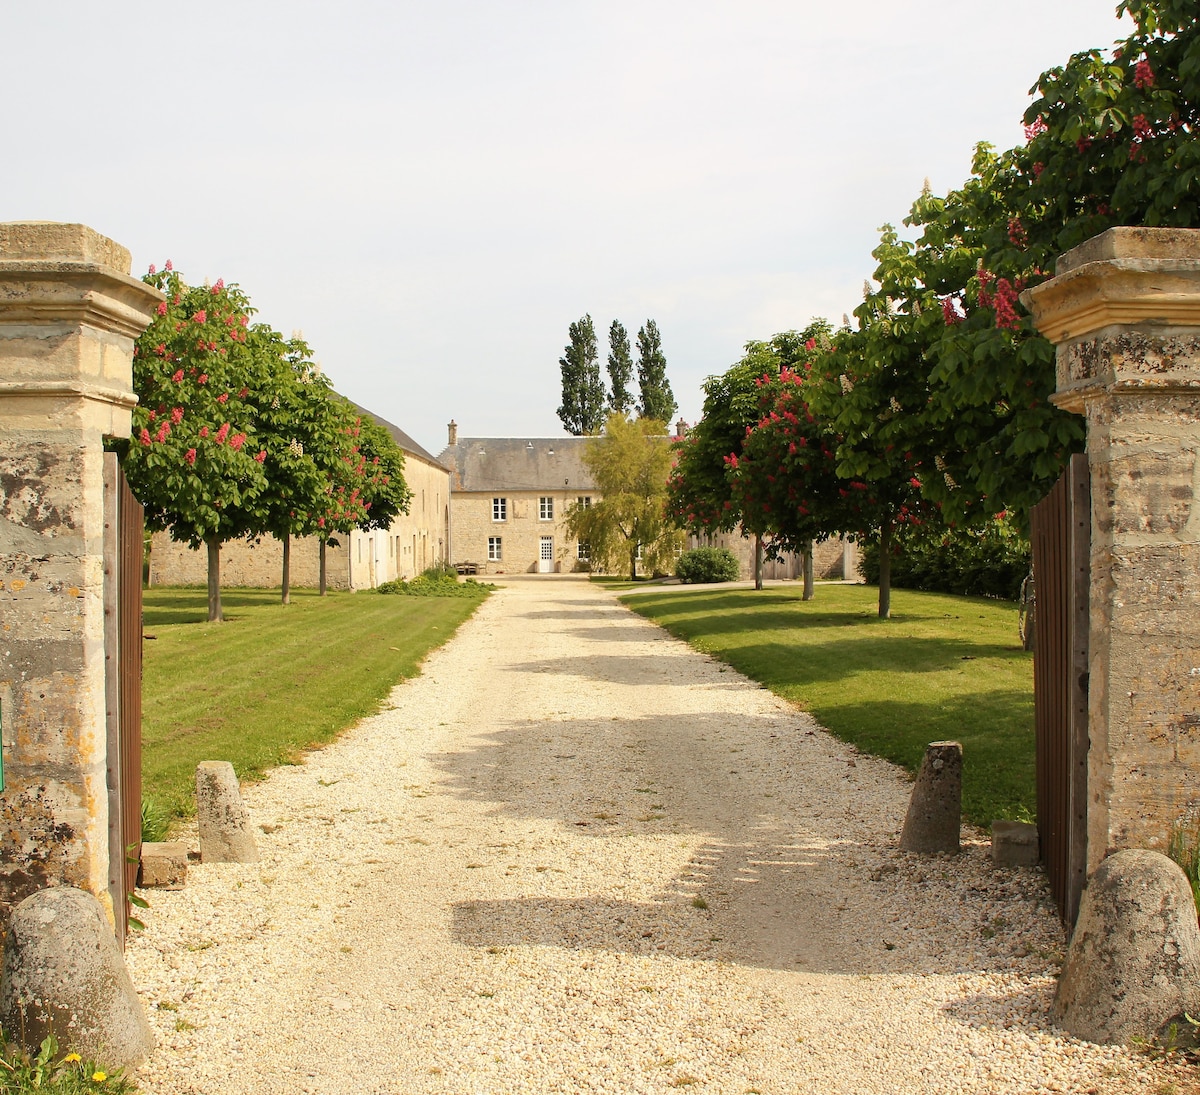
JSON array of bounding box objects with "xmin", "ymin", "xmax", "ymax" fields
[
  {"xmin": 64, "ymin": 1053, "xmax": 81, "ymax": 1063},
  {"xmin": 92, "ymin": 1071, "xmax": 107, "ymax": 1082}
]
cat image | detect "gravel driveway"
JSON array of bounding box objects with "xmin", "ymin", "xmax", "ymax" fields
[{"xmin": 129, "ymin": 577, "xmax": 1179, "ymax": 1094}]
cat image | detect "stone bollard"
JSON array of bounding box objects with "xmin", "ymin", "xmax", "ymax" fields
[
  {"xmin": 0, "ymin": 887, "xmax": 155, "ymax": 1067},
  {"xmin": 1053, "ymin": 849, "xmax": 1200, "ymax": 1045},
  {"xmin": 900, "ymin": 742, "xmax": 962, "ymax": 854},
  {"xmin": 195, "ymin": 762, "xmax": 259, "ymax": 863}
]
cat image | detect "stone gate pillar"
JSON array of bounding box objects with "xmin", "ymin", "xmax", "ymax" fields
[
  {"xmin": 1023, "ymin": 227, "xmax": 1200, "ymax": 871},
  {"xmin": 0, "ymin": 223, "xmax": 161, "ymax": 920}
]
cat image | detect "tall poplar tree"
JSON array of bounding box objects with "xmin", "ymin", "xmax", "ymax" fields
[
  {"xmin": 557, "ymin": 314, "xmax": 605, "ymax": 435},
  {"xmin": 607, "ymin": 320, "xmax": 635, "ymax": 414},
  {"xmin": 636, "ymin": 319, "xmax": 676, "ymax": 422}
]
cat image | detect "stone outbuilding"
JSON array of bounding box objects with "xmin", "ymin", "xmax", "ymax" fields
[{"xmin": 150, "ymin": 404, "xmax": 451, "ymax": 590}]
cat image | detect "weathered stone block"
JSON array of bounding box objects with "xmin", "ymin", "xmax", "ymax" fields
[
  {"xmin": 1053, "ymin": 849, "xmax": 1200, "ymax": 1045},
  {"xmin": 991, "ymin": 820, "xmax": 1039, "ymax": 867},
  {"xmin": 0, "ymin": 887, "xmax": 154, "ymax": 1067},
  {"xmin": 195, "ymin": 762, "xmax": 258, "ymax": 863},
  {"xmin": 899, "ymin": 742, "xmax": 962, "ymax": 854},
  {"xmin": 139, "ymin": 842, "xmax": 188, "ymax": 888}
]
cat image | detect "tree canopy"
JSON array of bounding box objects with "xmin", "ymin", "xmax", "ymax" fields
[
  {"xmin": 667, "ymin": 323, "xmax": 830, "ymax": 537},
  {"xmin": 557, "ymin": 314, "xmax": 606, "ymax": 435},
  {"xmin": 636, "ymin": 320, "xmax": 676, "ymax": 422},
  {"xmin": 565, "ymin": 412, "xmax": 682, "ymax": 579},
  {"xmin": 607, "ymin": 320, "xmax": 635, "ymax": 415},
  {"xmin": 116, "ymin": 263, "xmax": 411, "ymax": 618}
]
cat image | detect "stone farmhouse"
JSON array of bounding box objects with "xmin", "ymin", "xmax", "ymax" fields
[
  {"xmin": 439, "ymin": 422, "xmax": 597, "ymax": 574},
  {"xmin": 439, "ymin": 420, "xmax": 858, "ymax": 581},
  {"xmin": 149, "ymin": 404, "xmax": 451, "ymax": 590}
]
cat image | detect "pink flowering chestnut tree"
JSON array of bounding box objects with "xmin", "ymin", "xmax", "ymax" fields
[
  {"xmin": 113, "ymin": 265, "xmax": 269, "ymax": 621},
  {"xmin": 666, "ymin": 321, "xmax": 832, "ymax": 592}
]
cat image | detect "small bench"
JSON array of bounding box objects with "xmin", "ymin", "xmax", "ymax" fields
[{"xmin": 455, "ymin": 561, "xmax": 478, "ymax": 576}]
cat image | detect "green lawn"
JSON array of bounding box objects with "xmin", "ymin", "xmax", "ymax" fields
[
  {"xmin": 141, "ymin": 587, "xmax": 486, "ymax": 825},
  {"xmin": 621, "ymin": 583, "xmax": 1033, "ymax": 828}
]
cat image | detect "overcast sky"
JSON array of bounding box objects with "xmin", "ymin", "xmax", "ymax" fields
[{"xmin": 4, "ymin": 1, "xmax": 1130, "ymax": 456}]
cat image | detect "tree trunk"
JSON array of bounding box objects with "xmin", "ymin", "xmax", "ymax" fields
[
  {"xmin": 877, "ymin": 520, "xmax": 892, "ymax": 620},
  {"xmin": 802, "ymin": 539, "xmax": 815, "ymax": 601},
  {"xmin": 281, "ymin": 532, "xmax": 291, "ymax": 605},
  {"xmin": 205, "ymin": 534, "xmax": 223, "ymax": 623},
  {"xmin": 630, "ymin": 544, "xmax": 638, "ymax": 581},
  {"xmin": 319, "ymin": 539, "xmax": 327, "ymax": 596},
  {"xmin": 754, "ymin": 534, "xmax": 763, "ymax": 591}
]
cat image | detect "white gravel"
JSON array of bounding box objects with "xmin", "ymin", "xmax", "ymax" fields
[{"xmin": 127, "ymin": 577, "xmax": 1183, "ymax": 1094}]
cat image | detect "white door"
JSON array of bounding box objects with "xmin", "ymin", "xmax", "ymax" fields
[{"xmin": 539, "ymin": 536, "xmax": 553, "ymax": 573}]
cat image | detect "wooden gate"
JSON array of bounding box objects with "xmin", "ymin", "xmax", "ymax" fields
[
  {"xmin": 103, "ymin": 454, "xmax": 144, "ymax": 949},
  {"xmin": 1030, "ymin": 453, "xmax": 1090, "ymax": 928}
]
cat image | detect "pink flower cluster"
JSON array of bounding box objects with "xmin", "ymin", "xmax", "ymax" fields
[
  {"xmin": 1134, "ymin": 60, "xmax": 1155, "ymax": 89},
  {"xmin": 977, "ymin": 271, "xmax": 1021, "ymax": 330},
  {"xmin": 1023, "ymin": 116, "xmax": 1047, "ymax": 142}
]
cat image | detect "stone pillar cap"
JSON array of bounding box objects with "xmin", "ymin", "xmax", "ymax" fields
[
  {"xmin": 1022, "ymin": 227, "xmax": 1200, "ymax": 346},
  {"xmin": 0, "ymin": 222, "xmax": 132, "ymax": 274},
  {"xmin": 1056, "ymin": 226, "xmax": 1200, "ymax": 274}
]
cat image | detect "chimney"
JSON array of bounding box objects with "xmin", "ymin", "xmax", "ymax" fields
[
  {"xmin": 447, "ymin": 420, "xmax": 458, "ymax": 446},
  {"xmin": 675, "ymin": 417, "xmax": 688, "ymax": 437}
]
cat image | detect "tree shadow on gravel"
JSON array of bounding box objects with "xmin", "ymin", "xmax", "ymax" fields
[
  {"xmin": 503, "ymin": 654, "xmax": 749, "ymax": 689},
  {"xmin": 433, "ymin": 710, "xmax": 1055, "ymax": 978},
  {"xmin": 514, "ymin": 604, "xmax": 612, "ymax": 620},
  {"xmin": 939, "ymin": 980, "xmax": 1069, "ymax": 1041}
]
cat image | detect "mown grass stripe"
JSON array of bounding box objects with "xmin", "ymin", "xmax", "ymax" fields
[{"xmin": 141, "ymin": 587, "xmax": 485, "ymax": 825}]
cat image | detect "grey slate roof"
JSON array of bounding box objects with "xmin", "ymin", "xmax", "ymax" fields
[
  {"xmin": 437, "ymin": 437, "xmax": 597, "ymax": 493},
  {"xmin": 347, "ymin": 400, "xmax": 447, "ymax": 469}
]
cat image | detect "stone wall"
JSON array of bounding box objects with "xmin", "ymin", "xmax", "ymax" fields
[
  {"xmin": 149, "ymin": 532, "xmax": 352, "ymax": 590},
  {"xmin": 690, "ymin": 530, "xmax": 856, "ymax": 582}
]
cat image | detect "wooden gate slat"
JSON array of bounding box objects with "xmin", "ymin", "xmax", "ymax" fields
[
  {"xmin": 1031, "ymin": 454, "xmax": 1090, "ymax": 928},
  {"xmin": 103, "ymin": 455, "xmax": 144, "ymax": 949}
]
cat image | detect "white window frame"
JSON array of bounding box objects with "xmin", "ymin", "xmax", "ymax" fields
[
  {"xmin": 577, "ymin": 540, "xmax": 590, "ymax": 561},
  {"xmin": 492, "ymin": 497, "xmax": 507, "ymax": 522},
  {"xmin": 576, "ymin": 496, "xmax": 592, "ymax": 509},
  {"xmin": 488, "ymin": 536, "xmax": 502, "ymax": 561},
  {"xmin": 539, "ymin": 496, "xmax": 554, "ymax": 520}
]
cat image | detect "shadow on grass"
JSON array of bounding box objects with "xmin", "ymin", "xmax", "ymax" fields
[
  {"xmin": 814, "ymin": 691, "xmax": 1035, "ymax": 824},
  {"xmin": 516, "ymin": 634, "xmax": 1025, "ymax": 689},
  {"xmin": 143, "ymin": 587, "xmax": 310, "ymax": 627},
  {"xmin": 624, "ymin": 588, "xmax": 1017, "ymax": 629}
]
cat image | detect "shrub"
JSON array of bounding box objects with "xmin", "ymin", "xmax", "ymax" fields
[
  {"xmin": 376, "ymin": 574, "xmax": 492, "ymax": 598},
  {"xmin": 675, "ymin": 547, "xmax": 740, "ymax": 584},
  {"xmin": 858, "ymin": 515, "xmax": 1029, "ymax": 601}
]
